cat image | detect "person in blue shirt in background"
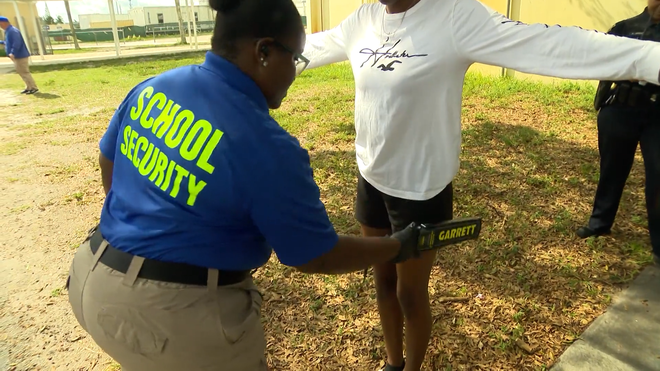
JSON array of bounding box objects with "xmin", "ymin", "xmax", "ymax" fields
[
  {"xmin": 0, "ymin": 16, "xmax": 38, "ymax": 94},
  {"xmin": 65, "ymin": 0, "xmax": 422, "ymax": 370}
]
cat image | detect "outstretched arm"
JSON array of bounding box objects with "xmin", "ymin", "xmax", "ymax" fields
[
  {"xmin": 246, "ymin": 131, "xmax": 423, "ymax": 274},
  {"xmin": 451, "ymin": 0, "xmax": 660, "ymax": 84},
  {"xmin": 303, "ymin": 7, "xmax": 363, "ymax": 70},
  {"xmin": 305, "ymin": 29, "xmax": 349, "ymax": 69}
]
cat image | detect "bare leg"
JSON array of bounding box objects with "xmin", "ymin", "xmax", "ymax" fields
[
  {"xmin": 396, "ymin": 249, "xmax": 436, "ymax": 371},
  {"xmin": 362, "ymin": 224, "xmax": 404, "ymax": 368}
]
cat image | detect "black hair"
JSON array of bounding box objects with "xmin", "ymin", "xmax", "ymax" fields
[{"xmin": 209, "ymin": 0, "xmax": 303, "ymax": 58}]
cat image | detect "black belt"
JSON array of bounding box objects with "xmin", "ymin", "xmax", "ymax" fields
[
  {"xmin": 88, "ymin": 228, "xmax": 250, "ymax": 287},
  {"xmin": 608, "ymin": 82, "xmax": 660, "ymax": 108}
]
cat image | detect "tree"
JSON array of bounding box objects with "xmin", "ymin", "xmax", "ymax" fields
[
  {"xmin": 42, "ymin": 15, "xmax": 54, "ymax": 25},
  {"xmin": 174, "ymin": 0, "xmax": 187, "ymax": 44},
  {"xmin": 43, "ymin": 3, "xmax": 54, "ymax": 25},
  {"xmin": 64, "ymin": 0, "xmax": 80, "ymax": 50},
  {"xmin": 55, "ymin": 15, "xmax": 64, "ymax": 24}
]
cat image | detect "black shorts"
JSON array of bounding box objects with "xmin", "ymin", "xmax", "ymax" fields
[{"xmin": 355, "ymin": 174, "xmax": 453, "ymax": 232}]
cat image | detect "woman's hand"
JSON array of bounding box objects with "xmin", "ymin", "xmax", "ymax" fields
[{"xmin": 389, "ymin": 222, "xmax": 422, "ymax": 263}]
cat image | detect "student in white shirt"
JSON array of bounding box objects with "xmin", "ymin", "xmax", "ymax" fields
[{"xmin": 301, "ymin": 0, "xmax": 660, "ymax": 370}]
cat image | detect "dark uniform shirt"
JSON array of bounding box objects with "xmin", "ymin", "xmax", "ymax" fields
[
  {"xmin": 595, "ymin": 8, "xmax": 660, "ymax": 109},
  {"xmin": 608, "ymin": 8, "xmax": 660, "ymax": 40}
]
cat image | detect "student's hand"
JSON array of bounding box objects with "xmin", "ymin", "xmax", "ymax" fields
[
  {"xmin": 389, "ymin": 222, "xmax": 422, "ymax": 263},
  {"xmin": 8, "ymin": 54, "xmax": 14, "ymax": 61}
]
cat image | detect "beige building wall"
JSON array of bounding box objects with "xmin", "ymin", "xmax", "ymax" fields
[
  {"xmin": 47, "ymin": 23, "xmax": 74, "ymax": 31},
  {"xmin": 80, "ymin": 13, "xmax": 132, "ymax": 29},
  {"xmin": 89, "ymin": 20, "xmax": 134, "ymax": 29}
]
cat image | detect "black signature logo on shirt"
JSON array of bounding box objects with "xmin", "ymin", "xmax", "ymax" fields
[
  {"xmin": 359, "ymin": 39, "xmax": 428, "ymax": 71},
  {"xmin": 500, "ymin": 18, "xmax": 604, "ymax": 34},
  {"xmin": 377, "ymin": 61, "xmax": 402, "ymax": 71}
]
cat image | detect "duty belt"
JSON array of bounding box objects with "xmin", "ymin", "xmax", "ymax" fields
[
  {"xmin": 87, "ymin": 226, "xmax": 251, "ymax": 286},
  {"xmin": 605, "ymin": 82, "xmax": 660, "ymax": 108}
]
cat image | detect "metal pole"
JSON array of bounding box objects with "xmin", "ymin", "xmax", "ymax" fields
[
  {"xmin": 185, "ymin": 0, "xmax": 192, "ymax": 48},
  {"xmin": 64, "ymin": 0, "xmax": 81, "ymax": 50},
  {"xmin": 302, "ymin": 0, "xmax": 307, "ymax": 30},
  {"xmin": 28, "ymin": 2, "xmax": 45, "ymax": 59},
  {"xmin": 503, "ymin": 0, "xmax": 521, "ymax": 78},
  {"xmin": 107, "ymin": 0, "xmax": 121, "ymax": 56},
  {"xmin": 12, "ymin": 1, "xmax": 32, "ymax": 55},
  {"xmin": 191, "ymin": 0, "xmax": 198, "ymax": 49}
]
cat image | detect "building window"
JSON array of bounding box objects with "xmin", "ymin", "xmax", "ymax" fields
[
  {"xmin": 157, "ymin": 13, "xmax": 164, "ymax": 24},
  {"xmin": 194, "ymin": 12, "xmax": 198, "ymax": 22},
  {"xmin": 147, "ymin": 13, "xmax": 151, "ymax": 24}
]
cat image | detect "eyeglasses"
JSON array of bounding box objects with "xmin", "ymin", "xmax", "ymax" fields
[{"xmin": 274, "ymin": 40, "xmax": 310, "ymax": 76}]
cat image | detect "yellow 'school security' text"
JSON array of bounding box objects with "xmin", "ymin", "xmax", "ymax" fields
[{"xmin": 119, "ymin": 86, "xmax": 224, "ymax": 206}]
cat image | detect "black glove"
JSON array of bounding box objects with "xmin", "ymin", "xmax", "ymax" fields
[{"xmin": 389, "ymin": 222, "xmax": 422, "ymax": 263}]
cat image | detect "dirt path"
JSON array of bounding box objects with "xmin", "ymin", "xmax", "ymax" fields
[{"xmin": 0, "ymin": 92, "xmax": 114, "ymax": 371}]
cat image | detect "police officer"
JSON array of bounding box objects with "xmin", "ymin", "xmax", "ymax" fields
[
  {"xmin": 578, "ymin": 0, "xmax": 660, "ymax": 265},
  {"xmin": 65, "ymin": 0, "xmax": 423, "ymax": 370}
]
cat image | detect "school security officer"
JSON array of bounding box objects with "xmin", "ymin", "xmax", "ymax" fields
[
  {"xmin": 65, "ymin": 0, "xmax": 423, "ymax": 370},
  {"xmin": 578, "ymin": 0, "xmax": 660, "ymax": 265}
]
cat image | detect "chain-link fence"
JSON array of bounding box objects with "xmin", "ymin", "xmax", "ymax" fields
[
  {"xmin": 19, "ymin": 0, "xmax": 310, "ymax": 58},
  {"xmin": 40, "ymin": 1, "xmax": 215, "ymax": 55}
]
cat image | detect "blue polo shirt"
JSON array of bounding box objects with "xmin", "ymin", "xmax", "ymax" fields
[
  {"xmin": 2, "ymin": 25, "xmax": 30, "ymax": 59},
  {"xmin": 98, "ymin": 51, "xmax": 339, "ymax": 270}
]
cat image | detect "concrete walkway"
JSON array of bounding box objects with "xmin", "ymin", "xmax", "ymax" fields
[
  {"xmin": 50, "ymin": 34, "xmax": 213, "ymax": 50},
  {"xmin": 551, "ymin": 263, "xmax": 660, "ymax": 371},
  {"xmin": 0, "ymin": 44, "xmax": 208, "ymax": 73}
]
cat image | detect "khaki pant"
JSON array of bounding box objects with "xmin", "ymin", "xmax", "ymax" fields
[
  {"xmin": 13, "ymin": 57, "xmax": 37, "ymax": 90},
  {"xmin": 67, "ymin": 237, "xmax": 268, "ymax": 371}
]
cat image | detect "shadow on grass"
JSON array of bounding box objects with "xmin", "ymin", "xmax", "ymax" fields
[
  {"xmin": 256, "ymin": 120, "xmax": 653, "ymax": 370},
  {"xmin": 33, "ymin": 92, "xmax": 60, "ymax": 100}
]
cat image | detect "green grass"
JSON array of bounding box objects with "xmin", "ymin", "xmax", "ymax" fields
[
  {"xmin": 0, "ymin": 53, "xmax": 653, "ymax": 371},
  {"xmin": 50, "ymin": 288, "xmax": 63, "ymax": 297}
]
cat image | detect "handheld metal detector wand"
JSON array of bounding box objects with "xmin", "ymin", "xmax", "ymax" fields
[
  {"xmin": 416, "ymin": 217, "xmax": 482, "ymax": 250},
  {"xmin": 362, "ymin": 217, "xmax": 482, "ymax": 279}
]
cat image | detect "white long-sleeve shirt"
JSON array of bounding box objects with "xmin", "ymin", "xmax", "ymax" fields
[{"xmin": 303, "ymin": 0, "xmax": 660, "ymax": 200}]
